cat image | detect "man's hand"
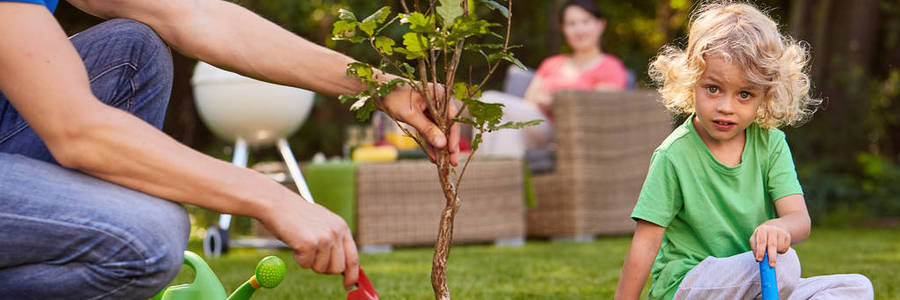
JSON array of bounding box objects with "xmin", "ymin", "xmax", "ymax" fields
[
  {"xmin": 260, "ymin": 190, "xmax": 360, "ymax": 290},
  {"xmin": 750, "ymin": 222, "xmax": 791, "ymax": 268},
  {"xmin": 381, "ymin": 83, "xmax": 460, "ymax": 166}
]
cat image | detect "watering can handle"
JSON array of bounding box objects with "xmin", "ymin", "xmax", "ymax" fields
[{"xmin": 149, "ymin": 251, "xmax": 228, "ymax": 300}]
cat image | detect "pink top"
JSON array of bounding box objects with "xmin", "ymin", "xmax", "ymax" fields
[{"xmin": 534, "ymin": 54, "xmax": 628, "ymax": 93}]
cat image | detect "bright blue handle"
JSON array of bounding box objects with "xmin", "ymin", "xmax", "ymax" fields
[{"xmin": 759, "ymin": 252, "xmax": 779, "ymax": 300}]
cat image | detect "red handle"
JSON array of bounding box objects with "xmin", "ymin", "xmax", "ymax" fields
[{"xmin": 347, "ymin": 269, "xmax": 379, "ymax": 300}]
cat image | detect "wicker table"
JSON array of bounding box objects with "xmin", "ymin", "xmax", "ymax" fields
[{"xmin": 355, "ymin": 158, "xmax": 526, "ymax": 251}]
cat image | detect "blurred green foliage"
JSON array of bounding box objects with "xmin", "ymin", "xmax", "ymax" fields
[{"xmin": 53, "ymin": 0, "xmax": 900, "ymax": 225}]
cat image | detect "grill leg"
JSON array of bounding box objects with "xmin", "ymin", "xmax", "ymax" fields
[{"xmin": 277, "ymin": 138, "xmax": 315, "ymax": 204}]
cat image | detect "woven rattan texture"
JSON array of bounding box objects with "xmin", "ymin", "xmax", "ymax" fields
[
  {"xmin": 356, "ymin": 159, "xmax": 525, "ymax": 246},
  {"xmin": 527, "ymin": 90, "xmax": 673, "ymax": 237}
]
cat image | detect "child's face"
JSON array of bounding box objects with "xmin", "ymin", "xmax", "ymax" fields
[{"xmin": 693, "ymin": 55, "xmax": 764, "ymax": 144}]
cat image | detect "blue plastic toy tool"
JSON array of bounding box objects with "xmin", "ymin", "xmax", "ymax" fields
[{"xmin": 759, "ymin": 252, "xmax": 779, "ymax": 300}]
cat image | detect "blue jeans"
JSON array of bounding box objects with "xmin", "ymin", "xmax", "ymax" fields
[{"xmin": 0, "ymin": 19, "xmax": 189, "ymax": 299}]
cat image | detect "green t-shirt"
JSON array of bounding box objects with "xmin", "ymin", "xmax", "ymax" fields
[{"xmin": 631, "ymin": 116, "xmax": 803, "ymax": 300}]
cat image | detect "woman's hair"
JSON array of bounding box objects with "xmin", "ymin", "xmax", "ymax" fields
[
  {"xmin": 649, "ymin": 1, "xmax": 820, "ymax": 129},
  {"xmin": 560, "ymin": 0, "xmax": 605, "ymax": 23}
]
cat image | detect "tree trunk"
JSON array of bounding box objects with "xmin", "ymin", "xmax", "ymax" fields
[
  {"xmin": 787, "ymin": 0, "xmax": 880, "ymax": 165},
  {"xmin": 430, "ymin": 148, "xmax": 460, "ymax": 300}
]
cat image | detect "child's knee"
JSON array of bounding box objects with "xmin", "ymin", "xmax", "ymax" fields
[
  {"xmin": 776, "ymin": 248, "xmax": 802, "ymax": 297},
  {"xmin": 843, "ymin": 274, "xmax": 874, "ymax": 298}
]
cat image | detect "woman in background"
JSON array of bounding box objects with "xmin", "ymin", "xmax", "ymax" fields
[{"xmin": 479, "ymin": 0, "xmax": 627, "ymax": 158}]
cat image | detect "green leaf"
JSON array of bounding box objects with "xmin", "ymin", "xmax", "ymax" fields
[
  {"xmin": 346, "ymin": 62, "xmax": 374, "ymax": 83},
  {"xmin": 471, "ymin": 133, "xmax": 483, "ymax": 152},
  {"xmin": 488, "ymin": 52, "xmax": 527, "ymax": 70},
  {"xmin": 447, "ymin": 18, "xmax": 497, "ymax": 43},
  {"xmin": 452, "ymin": 82, "xmax": 481, "ymax": 100},
  {"xmin": 394, "ymin": 48, "xmax": 420, "ymax": 60},
  {"xmin": 454, "ymin": 117, "xmax": 479, "ymax": 127},
  {"xmin": 465, "ymin": 43, "xmax": 504, "ymax": 51},
  {"xmin": 399, "ymin": 62, "xmax": 416, "ymax": 79},
  {"xmin": 359, "ymin": 6, "xmax": 392, "ymax": 36},
  {"xmin": 476, "ymin": 0, "xmax": 510, "ymax": 18},
  {"xmin": 375, "ymin": 36, "xmax": 395, "ymax": 55},
  {"xmin": 501, "ymin": 54, "xmax": 527, "ymax": 70},
  {"xmin": 405, "ymin": 13, "xmax": 426, "ymax": 27},
  {"xmin": 461, "ymin": 97, "xmax": 504, "ymax": 128},
  {"xmin": 491, "ymin": 120, "xmax": 544, "ymax": 131},
  {"xmin": 359, "ymin": 20, "xmax": 377, "ymax": 36},
  {"xmin": 354, "ymin": 100, "xmax": 378, "ymax": 122},
  {"xmin": 452, "ymin": 83, "xmax": 468, "ymax": 100},
  {"xmin": 338, "ymin": 94, "xmax": 358, "ymax": 104},
  {"xmin": 403, "ymin": 12, "xmax": 435, "ymax": 33},
  {"xmin": 400, "ymin": 32, "xmax": 428, "ymax": 59},
  {"xmin": 375, "ymin": 78, "xmax": 407, "ymax": 97},
  {"xmin": 338, "ymin": 8, "xmax": 357, "ymax": 21},
  {"xmin": 437, "ymin": 0, "xmax": 464, "ymax": 29},
  {"xmin": 332, "ymin": 19, "xmax": 357, "ymax": 39},
  {"xmin": 362, "ymin": 6, "xmax": 392, "ymax": 24}
]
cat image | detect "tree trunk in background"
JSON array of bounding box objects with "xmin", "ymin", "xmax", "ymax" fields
[
  {"xmin": 655, "ymin": 0, "xmax": 675, "ymax": 45},
  {"xmin": 787, "ymin": 0, "xmax": 881, "ymax": 166},
  {"xmin": 548, "ymin": 0, "xmax": 565, "ymax": 56}
]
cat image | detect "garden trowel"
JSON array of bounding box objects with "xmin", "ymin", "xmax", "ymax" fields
[{"xmin": 347, "ymin": 269, "xmax": 379, "ymax": 300}]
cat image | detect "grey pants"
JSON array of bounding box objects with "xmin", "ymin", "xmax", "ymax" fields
[{"xmin": 673, "ymin": 248, "xmax": 873, "ymax": 299}]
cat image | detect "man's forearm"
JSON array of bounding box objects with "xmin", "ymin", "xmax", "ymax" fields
[
  {"xmin": 0, "ymin": 2, "xmax": 292, "ymax": 221},
  {"xmin": 73, "ymin": 104, "xmax": 291, "ymax": 219},
  {"xmin": 71, "ymin": 0, "xmax": 366, "ymax": 96}
]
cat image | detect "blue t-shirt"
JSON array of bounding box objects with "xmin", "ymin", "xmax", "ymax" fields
[{"xmin": 1, "ymin": 0, "xmax": 57, "ymax": 13}]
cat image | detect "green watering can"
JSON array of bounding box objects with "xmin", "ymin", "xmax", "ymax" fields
[{"xmin": 150, "ymin": 251, "xmax": 285, "ymax": 300}]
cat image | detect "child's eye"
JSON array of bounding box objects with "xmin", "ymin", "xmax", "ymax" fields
[
  {"xmin": 707, "ymin": 86, "xmax": 719, "ymax": 94},
  {"xmin": 739, "ymin": 91, "xmax": 752, "ymax": 99}
]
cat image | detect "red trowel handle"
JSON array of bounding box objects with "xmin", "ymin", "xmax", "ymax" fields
[{"xmin": 347, "ymin": 269, "xmax": 379, "ymax": 300}]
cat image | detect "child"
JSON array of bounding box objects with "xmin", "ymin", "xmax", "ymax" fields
[{"xmin": 614, "ymin": 2, "xmax": 874, "ymax": 300}]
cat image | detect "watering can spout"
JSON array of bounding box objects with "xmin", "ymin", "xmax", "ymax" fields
[{"xmin": 227, "ymin": 255, "xmax": 286, "ymax": 300}]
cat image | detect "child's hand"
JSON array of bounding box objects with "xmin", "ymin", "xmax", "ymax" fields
[{"xmin": 750, "ymin": 223, "xmax": 791, "ymax": 267}]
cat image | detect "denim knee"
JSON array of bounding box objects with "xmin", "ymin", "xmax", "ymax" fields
[
  {"xmin": 74, "ymin": 18, "xmax": 174, "ymax": 128},
  {"xmin": 130, "ymin": 202, "xmax": 190, "ymax": 296},
  {"xmin": 100, "ymin": 18, "xmax": 173, "ymax": 73},
  {"xmin": 94, "ymin": 198, "xmax": 189, "ymax": 298}
]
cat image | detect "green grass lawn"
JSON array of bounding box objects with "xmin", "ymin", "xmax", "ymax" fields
[{"xmin": 171, "ymin": 227, "xmax": 899, "ymax": 299}]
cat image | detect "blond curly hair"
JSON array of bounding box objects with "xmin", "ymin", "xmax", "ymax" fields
[{"xmin": 649, "ymin": 1, "xmax": 820, "ymax": 129}]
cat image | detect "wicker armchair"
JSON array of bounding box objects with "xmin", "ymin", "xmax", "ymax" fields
[
  {"xmin": 355, "ymin": 158, "xmax": 525, "ymax": 248},
  {"xmin": 526, "ymin": 90, "xmax": 673, "ymax": 238}
]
